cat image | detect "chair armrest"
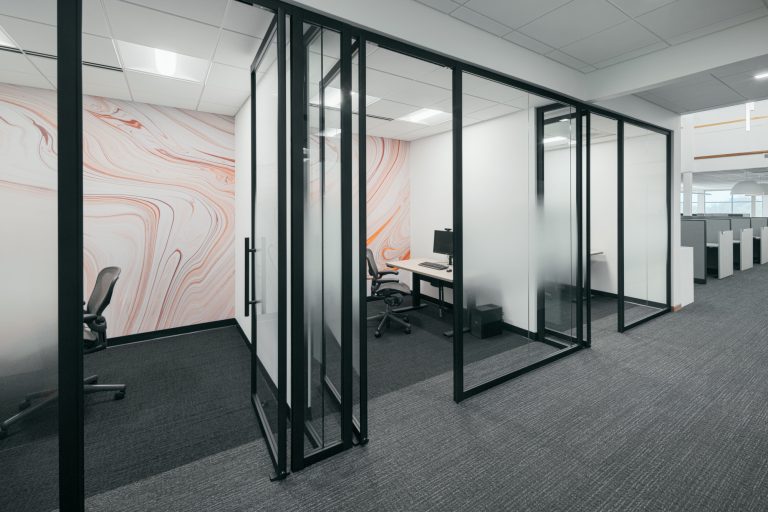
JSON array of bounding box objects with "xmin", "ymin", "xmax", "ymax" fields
[
  {"xmin": 83, "ymin": 313, "xmax": 98, "ymax": 323},
  {"xmin": 378, "ymin": 270, "xmax": 399, "ymax": 276}
]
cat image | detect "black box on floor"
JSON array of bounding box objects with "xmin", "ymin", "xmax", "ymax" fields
[{"xmin": 471, "ymin": 304, "xmax": 503, "ymax": 339}]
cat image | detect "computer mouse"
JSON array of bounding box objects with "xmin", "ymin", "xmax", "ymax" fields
[{"xmin": 447, "ymin": 269, "xmax": 452, "ymax": 272}]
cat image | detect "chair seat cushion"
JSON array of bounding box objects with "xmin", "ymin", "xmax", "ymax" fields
[{"xmin": 377, "ymin": 282, "xmax": 411, "ymax": 296}]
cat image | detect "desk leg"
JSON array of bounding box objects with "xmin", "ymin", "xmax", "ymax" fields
[{"xmin": 412, "ymin": 275, "xmax": 421, "ymax": 307}]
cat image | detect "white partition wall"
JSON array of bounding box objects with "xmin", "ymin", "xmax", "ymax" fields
[
  {"xmin": 762, "ymin": 227, "xmax": 768, "ymax": 265},
  {"xmin": 718, "ymin": 230, "xmax": 734, "ymax": 279},
  {"xmin": 741, "ymin": 228, "xmax": 754, "ymax": 271}
]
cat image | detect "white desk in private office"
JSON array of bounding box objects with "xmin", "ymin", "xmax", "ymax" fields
[{"xmin": 386, "ymin": 257, "xmax": 453, "ymax": 313}]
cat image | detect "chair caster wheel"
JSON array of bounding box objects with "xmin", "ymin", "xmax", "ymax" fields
[
  {"xmin": 404, "ymin": 328, "xmax": 411, "ymax": 334},
  {"xmin": 114, "ymin": 391, "xmax": 126, "ymax": 400},
  {"xmin": 18, "ymin": 400, "xmax": 30, "ymax": 411},
  {"xmin": 374, "ymin": 331, "xmax": 382, "ymax": 338}
]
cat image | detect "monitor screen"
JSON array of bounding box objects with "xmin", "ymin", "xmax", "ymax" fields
[{"xmin": 433, "ymin": 230, "xmax": 453, "ymax": 256}]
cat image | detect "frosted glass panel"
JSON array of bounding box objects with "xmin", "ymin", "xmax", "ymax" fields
[
  {"xmin": 0, "ymin": 3, "xmax": 59, "ymax": 510},
  {"xmin": 623, "ymin": 124, "xmax": 668, "ymax": 325}
]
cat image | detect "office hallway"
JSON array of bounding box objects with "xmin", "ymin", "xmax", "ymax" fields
[{"xmin": 85, "ymin": 264, "xmax": 768, "ymax": 511}]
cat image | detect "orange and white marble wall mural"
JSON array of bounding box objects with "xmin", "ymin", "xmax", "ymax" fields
[
  {"xmin": 365, "ymin": 136, "xmax": 410, "ymax": 263},
  {"xmin": 0, "ymin": 84, "xmax": 235, "ymax": 338}
]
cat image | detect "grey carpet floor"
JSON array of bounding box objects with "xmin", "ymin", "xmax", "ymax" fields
[{"xmin": 84, "ymin": 264, "xmax": 768, "ymax": 511}]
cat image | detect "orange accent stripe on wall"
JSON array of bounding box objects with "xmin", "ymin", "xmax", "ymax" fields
[
  {"xmin": 694, "ymin": 150, "xmax": 768, "ymax": 160},
  {"xmin": 694, "ymin": 115, "xmax": 768, "ymax": 129}
]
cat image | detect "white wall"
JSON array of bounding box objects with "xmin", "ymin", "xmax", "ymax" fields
[
  {"xmin": 595, "ymin": 95, "xmax": 682, "ymax": 307},
  {"xmin": 409, "ymin": 110, "xmax": 538, "ymax": 332},
  {"xmin": 589, "ymin": 136, "xmax": 619, "ymax": 295}
]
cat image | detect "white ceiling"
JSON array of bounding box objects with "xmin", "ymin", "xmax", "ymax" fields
[
  {"xmin": 414, "ymin": 0, "xmax": 768, "ymax": 74},
  {"xmin": 635, "ymin": 54, "xmax": 768, "ymax": 114},
  {"xmin": 0, "ymin": 0, "xmax": 274, "ymax": 115},
  {"xmin": 693, "ymin": 168, "xmax": 768, "ymax": 190}
]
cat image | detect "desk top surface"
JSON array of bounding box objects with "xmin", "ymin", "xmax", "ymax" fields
[{"xmin": 387, "ymin": 257, "xmax": 453, "ymax": 283}]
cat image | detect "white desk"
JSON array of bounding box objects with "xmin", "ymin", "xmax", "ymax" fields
[{"xmin": 387, "ymin": 257, "xmax": 452, "ymax": 311}]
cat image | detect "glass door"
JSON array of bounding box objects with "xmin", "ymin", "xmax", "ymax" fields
[
  {"xmin": 249, "ymin": 8, "xmax": 288, "ymax": 480},
  {"xmin": 289, "ymin": 15, "xmax": 357, "ymax": 471}
]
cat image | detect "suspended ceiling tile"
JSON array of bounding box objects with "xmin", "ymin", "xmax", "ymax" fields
[
  {"xmin": 0, "ymin": 0, "xmax": 56, "ymax": 25},
  {"xmin": 592, "ymin": 40, "xmax": 668, "ymax": 69},
  {"xmin": 197, "ymin": 100, "xmax": 238, "ymax": 116},
  {"xmin": 366, "ymin": 47, "xmax": 442, "ymax": 80},
  {"xmin": 716, "ymin": 72, "xmax": 768, "ymax": 101},
  {"xmin": 465, "ymin": 102, "xmax": 520, "ymax": 122},
  {"xmin": 518, "ymin": 0, "xmax": 628, "ymax": 50},
  {"xmin": 0, "ymin": 51, "xmax": 52, "ymax": 89},
  {"xmin": 635, "ymin": 0, "xmax": 767, "ymax": 45},
  {"xmin": 545, "ymin": 49, "xmax": 592, "ymax": 72},
  {"xmin": 0, "ymin": 15, "xmax": 56, "ymax": 55},
  {"xmin": 606, "ymin": 0, "xmax": 676, "ymax": 18},
  {"xmin": 104, "ymin": 0, "xmax": 220, "ymax": 60},
  {"xmin": 501, "ymin": 31, "xmax": 554, "ymax": 55},
  {"xmin": 83, "ymin": 0, "xmax": 111, "ymax": 37},
  {"xmin": 214, "ymin": 30, "xmax": 262, "ymax": 68},
  {"xmin": 462, "ymin": 0, "xmax": 572, "ymax": 30},
  {"xmin": 637, "ymin": 74, "xmax": 746, "ymax": 113},
  {"xmin": 28, "ymin": 55, "xmax": 56, "ymax": 83},
  {"xmin": 450, "ymin": 6, "xmax": 512, "ymax": 37},
  {"xmin": 223, "ymin": 1, "xmax": 275, "ymax": 37},
  {"xmin": 206, "ymin": 62, "xmax": 249, "ymax": 93},
  {"xmin": 125, "ymin": 0, "xmax": 228, "ymax": 26},
  {"xmin": 199, "ymin": 84, "xmax": 247, "ymax": 109},
  {"xmin": 83, "ymin": 34, "xmax": 120, "ymax": 67},
  {"xmin": 124, "ymin": 70, "xmax": 203, "ymax": 110},
  {"xmin": 82, "ymin": 66, "xmax": 132, "ymax": 101},
  {"xmin": 366, "ymin": 99, "xmax": 421, "ymax": 120},
  {"xmin": 560, "ymin": 20, "xmax": 661, "ymax": 66},
  {"xmin": 415, "ymin": 0, "xmax": 463, "ymax": 14}
]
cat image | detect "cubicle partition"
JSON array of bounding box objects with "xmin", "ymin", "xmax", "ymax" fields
[
  {"xmin": 731, "ymin": 218, "xmax": 753, "ymax": 271},
  {"xmin": 752, "ymin": 218, "xmax": 768, "ymax": 264},
  {"xmin": 703, "ymin": 218, "xmax": 734, "ymax": 279},
  {"xmin": 681, "ymin": 219, "xmax": 707, "ymax": 283}
]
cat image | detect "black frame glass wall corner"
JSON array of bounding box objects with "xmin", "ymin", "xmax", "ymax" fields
[{"xmin": 46, "ymin": 1, "xmax": 676, "ymax": 504}]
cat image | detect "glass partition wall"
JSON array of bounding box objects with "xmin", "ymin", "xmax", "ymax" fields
[
  {"xmin": 620, "ymin": 123, "xmax": 670, "ymax": 329},
  {"xmin": 0, "ymin": 4, "xmax": 60, "ymax": 510}
]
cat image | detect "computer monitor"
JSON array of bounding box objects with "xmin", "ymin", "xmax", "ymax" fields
[{"xmin": 433, "ymin": 230, "xmax": 453, "ymax": 263}]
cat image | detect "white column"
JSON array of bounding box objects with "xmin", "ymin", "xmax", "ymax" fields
[{"xmin": 682, "ymin": 172, "xmax": 693, "ymax": 216}]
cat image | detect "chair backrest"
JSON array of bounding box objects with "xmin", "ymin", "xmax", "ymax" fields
[
  {"xmin": 87, "ymin": 266, "xmax": 121, "ymax": 315},
  {"xmin": 365, "ymin": 249, "xmax": 380, "ymax": 280}
]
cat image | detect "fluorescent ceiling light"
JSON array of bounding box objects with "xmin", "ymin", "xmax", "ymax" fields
[
  {"xmin": 543, "ymin": 136, "xmax": 567, "ymax": 144},
  {"xmin": 399, "ymin": 108, "xmax": 451, "ymax": 125},
  {"xmin": 116, "ymin": 41, "xmax": 208, "ymax": 82},
  {"xmin": 755, "ymin": 71, "xmax": 768, "ymax": 80},
  {"xmin": 309, "ymin": 87, "xmax": 380, "ymax": 110},
  {"xmin": 0, "ymin": 26, "xmax": 17, "ymax": 48}
]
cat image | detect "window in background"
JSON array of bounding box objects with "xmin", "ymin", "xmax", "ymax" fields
[
  {"xmin": 704, "ymin": 190, "xmax": 731, "ymax": 214},
  {"xmin": 702, "ymin": 190, "xmax": 762, "ymax": 215}
]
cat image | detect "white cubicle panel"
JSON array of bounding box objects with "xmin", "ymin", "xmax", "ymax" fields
[
  {"xmin": 740, "ymin": 228, "xmax": 753, "ymax": 271},
  {"xmin": 718, "ymin": 230, "xmax": 734, "ymax": 279},
  {"xmin": 762, "ymin": 227, "xmax": 768, "ymax": 265}
]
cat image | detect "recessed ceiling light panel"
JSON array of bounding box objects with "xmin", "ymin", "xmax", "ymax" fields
[
  {"xmin": 0, "ymin": 25, "xmax": 17, "ymax": 48},
  {"xmin": 309, "ymin": 87, "xmax": 380, "ymax": 110},
  {"xmin": 399, "ymin": 108, "xmax": 451, "ymax": 125},
  {"xmin": 116, "ymin": 41, "xmax": 208, "ymax": 82},
  {"xmin": 754, "ymin": 71, "xmax": 768, "ymax": 80}
]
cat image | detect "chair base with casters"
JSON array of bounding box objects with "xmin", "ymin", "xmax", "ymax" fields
[
  {"xmin": 0, "ymin": 374, "xmax": 126, "ymax": 439},
  {"xmin": 367, "ymin": 282, "xmax": 412, "ymax": 338}
]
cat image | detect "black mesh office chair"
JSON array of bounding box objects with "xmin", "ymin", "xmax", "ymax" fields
[
  {"xmin": 0, "ymin": 267, "xmax": 125, "ymax": 439},
  {"xmin": 366, "ymin": 249, "xmax": 411, "ymax": 338}
]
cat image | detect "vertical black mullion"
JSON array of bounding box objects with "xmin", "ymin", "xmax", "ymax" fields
[
  {"xmin": 249, "ymin": 68, "xmax": 257, "ymax": 396},
  {"xmin": 289, "ymin": 12, "xmax": 306, "ymax": 473},
  {"xmin": 585, "ymin": 113, "xmax": 592, "ymax": 346},
  {"xmin": 357, "ymin": 36, "xmax": 368, "ymax": 443},
  {"xmin": 535, "ymin": 107, "xmax": 545, "ymax": 341},
  {"xmin": 340, "ymin": 27, "xmax": 354, "ymax": 448},
  {"xmin": 58, "ymin": 1, "xmax": 84, "ymax": 509},
  {"xmin": 275, "ymin": 8, "xmax": 288, "ymax": 480},
  {"xmin": 452, "ymin": 67, "xmax": 463, "ymax": 403},
  {"xmin": 575, "ymin": 108, "xmax": 583, "ymax": 344},
  {"xmin": 666, "ymin": 132, "xmax": 672, "ymax": 308},
  {"xmin": 617, "ymin": 121, "xmax": 625, "ymax": 332}
]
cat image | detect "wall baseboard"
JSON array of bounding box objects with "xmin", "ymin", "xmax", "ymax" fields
[{"xmin": 109, "ymin": 319, "xmax": 238, "ymax": 346}]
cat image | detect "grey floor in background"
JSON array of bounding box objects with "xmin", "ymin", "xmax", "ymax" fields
[{"xmin": 85, "ymin": 264, "xmax": 768, "ymax": 511}]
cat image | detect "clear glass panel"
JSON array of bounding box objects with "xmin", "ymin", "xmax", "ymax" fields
[
  {"xmin": 623, "ymin": 123, "xmax": 668, "ymax": 325},
  {"xmin": 304, "ymin": 23, "xmax": 343, "ymax": 454},
  {"xmin": 363, "ymin": 42, "xmax": 455, "ymax": 399},
  {"xmin": 254, "ymin": 22, "xmax": 281, "ymax": 442},
  {"xmin": 0, "ymin": 3, "xmax": 59, "ymax": 510},
  {"xmin": 351, "ymin": 40, "xmax": 362, "ymax": 432},
  {"xmin": 588, "ymin": 115, "xmax": 619, "ymax": 332}
]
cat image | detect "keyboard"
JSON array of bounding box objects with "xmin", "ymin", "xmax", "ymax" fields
[{"xmin": 419, "ymin": 261, "xmax": 448, "ymax": 270}]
